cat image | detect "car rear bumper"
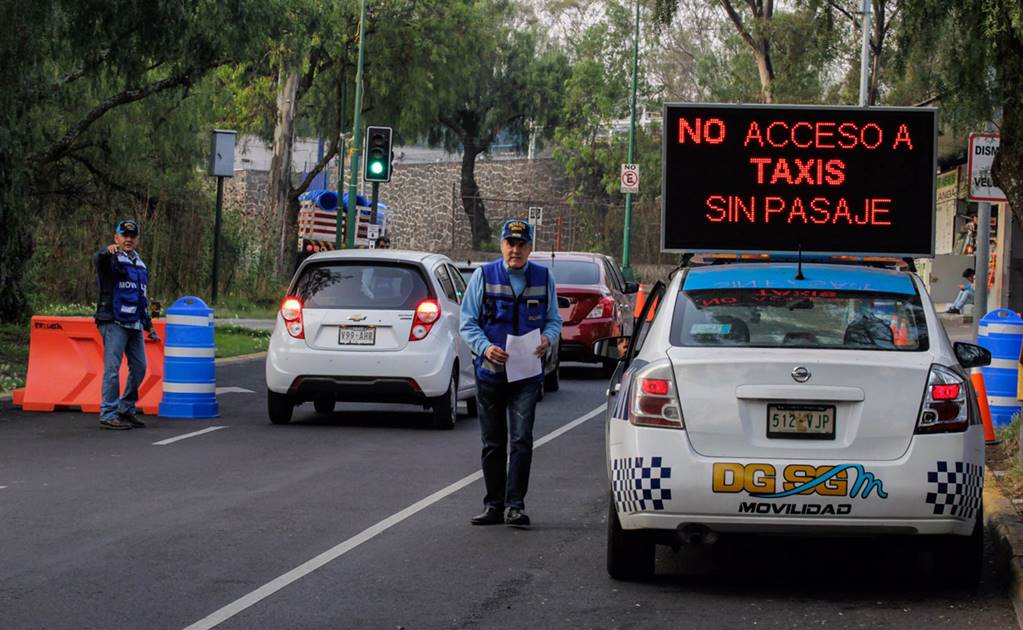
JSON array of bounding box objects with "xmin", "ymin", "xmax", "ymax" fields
[
  {"xmin": 266, "ymin": 325, "xmax": 454, "ymax": 398},
  {"xmin": 560, "ymin": 318, "xmax": 617, "ymax": 361},
  {"xmin": 608, "ymin": 421, "xmax": 984, "ymax": 537}
]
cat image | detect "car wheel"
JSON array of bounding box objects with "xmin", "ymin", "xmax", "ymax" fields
[
  {"xmin": 602, "ymin": 359, "xmax": 618, "ymax": 378},
  {"xmin": 932, "ymin": 506, "xmax": 983, "ymax": 588},
  {"xmin": 431, "ymin": 373, "xmax": 457, "ymax": 430},
  {"xmin": 314, "ymin": 396, "xmax": 334, "ymax": 415},
  {"xmin": 544, "ymin": 358, "xmax": 560, "ymax": 393},
  {"xmin": 464, "ymin": 395, "xmax": 478, "ymax": 418},
  {"xmin": 606, "ymin": 494, "xmax": 655, "ymax": 581},
  {"xmin": 268, "ymin": 390, "xmax": 294, "ymax": 425}
]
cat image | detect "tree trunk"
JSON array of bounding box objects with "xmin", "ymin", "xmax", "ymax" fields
[
  {"xmin": 270, "ymin": 64, "xmax": 300, "ymax": 278},
  {"xmin": 460, "ymin": 141, "xmax": 491, "ymax": 249},
  {"xmin": 992, "ymin": 16, "xmax": 1023, "ymax": 228},
  {"xmin": 0, "ymin": 162, "xmax": 32, "ymax": 323},
  {"xmin": 754, "ymin": 42, "xmax": 774, "ymax": 104},
  {"xmin": 867, "ymin": 0, "xmax": 886, "ymax": 106}
]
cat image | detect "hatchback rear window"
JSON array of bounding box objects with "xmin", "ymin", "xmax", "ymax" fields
[
  {"xmin": 670, "ymin": 287, "xmax": 929, "ymax": 351},
  {"xmin": 531, "ymin": 260, "xmax": 600, "ymax": 285},
  {"xmin": 293, "ymin": 262, "xmax": 431, "ymax": 310}
]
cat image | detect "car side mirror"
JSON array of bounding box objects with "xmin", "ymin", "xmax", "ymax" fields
[
  {"xmin": 954, "ymin": 342, "xmax": 991, "ymax": 369},
  {"xmin": 624, "ymin": 281, "xmax": 640, "ymax": 294},
  {"xmin": 593, "ymin": 335, "xmax": 631, "ymax": 361}
]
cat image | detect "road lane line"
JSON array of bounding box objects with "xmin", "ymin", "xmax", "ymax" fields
[
  {"xmin": 153, "ymin": 426, "xmax": 227, "ymax": 446},
  {"xmin": 215, "ymin": 387, "xmax": 255, "ymax": 394},
  {"xmin": 183, "ymin": 403, "xmax": 607, "ymax": 630}
]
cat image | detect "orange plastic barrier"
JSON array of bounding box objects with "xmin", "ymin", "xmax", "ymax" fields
[
  {"xmin": 971, "ymin": 369, "xmax": 998, "ymax": 444},
  {"xmin": 12, "ymin": 316, "xmax": 166, "ymax": 415}
]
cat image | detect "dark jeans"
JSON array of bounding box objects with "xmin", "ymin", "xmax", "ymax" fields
[
  {"xmin": 98, "ymin": 322, "xmax": 147, "ymax": 420},
  {"xmin": 477, "ymin": 379, "xmax": 541, "ymax": 511}
]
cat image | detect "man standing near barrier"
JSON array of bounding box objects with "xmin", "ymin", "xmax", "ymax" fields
[
  {"xmin": 460, "ymin": 219, "xmax": 562, "ymax": 527},
  {"xmin": 94, "ymin": 219, "xmax": 159, "ymax": 430}
]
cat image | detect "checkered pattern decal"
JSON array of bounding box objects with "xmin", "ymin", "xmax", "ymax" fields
[
  {"xmin": 612, "ymin": 457, "xmax": 672, "ymax": 513},
  {"xmin": 925, "ymin": 461, "xmax": 983, "ymax": 520}
]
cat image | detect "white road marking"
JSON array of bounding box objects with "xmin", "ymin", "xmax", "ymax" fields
[
  {"xmin": 0, "ymin": 486, "xmax": 7, "ymax": 490},
  {"xmin": 153, "ymin": 426, "xmax": 227, "ymax": 446},
  {"xmin": 215, "ymin": 387, "xmax": 255, "ymax": 394},
  {"xmin": 183, "ymin": 403, "xmax": 607, "ymax": 630}
]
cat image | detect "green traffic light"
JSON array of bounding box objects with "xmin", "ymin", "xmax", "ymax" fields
[{"xmin": 370, "ymin": 161, "xmax": 384, "ymax": 175}]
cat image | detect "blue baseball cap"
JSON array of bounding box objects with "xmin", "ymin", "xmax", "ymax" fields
[
  {"xmin": 500, "ymin": 219, "xmax": 533, "ymax": 243},
  {"xmin": 116, "ymin": 219, "xmax": 140, "ymax": 235}
]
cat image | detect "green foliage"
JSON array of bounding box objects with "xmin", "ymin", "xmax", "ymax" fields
[{"xmin": 214, "ymin": 324, "xmax": 271, "ymax": 357}]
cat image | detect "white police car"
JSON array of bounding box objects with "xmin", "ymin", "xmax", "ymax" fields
[
  {"xmin": 265, "ymin": 249, "xmax": 477, "ymax": 429},
  {"xmin": 598, "ymin": 259, "xmax": 991, "ymax": 583}
]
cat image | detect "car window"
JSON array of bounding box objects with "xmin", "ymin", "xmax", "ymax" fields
[
  {"xmin": 670, "ymin": 287, "xmax": 929, "ymax": 351},
  {"xmin": 602, "ymin": 259, "xmax": 623, "ymax": 292},
  {"xmin": 607, "ymin": 259, "xmax": 627, "ymax": 291},
  {"xmin": 293, "ymin": 262, "xmax": 431, "ymax": 310},
  {"xmin": 530, "ymin": 259, "xmax": 600, "ymax": 285},
  {"xmin": 446, "ymin": 264, "xmax": 467, "ymax": 302},
  {"xmin": 434, "ymin": 264, "xmax": 457, "ymax": 302}
]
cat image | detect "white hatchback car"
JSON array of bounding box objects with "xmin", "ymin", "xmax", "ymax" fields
[
  {"xmin": 599, "ymin": 259, "xmax": 991, "ymax": 584},
  {"xmin": 265, "ymin": 249, "xmax": 477, "ymax": 429}
]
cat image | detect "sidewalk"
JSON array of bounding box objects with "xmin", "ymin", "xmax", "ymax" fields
[{"xmin": 939, "ymin": 311, "xmax": 975, "ymax": 343}]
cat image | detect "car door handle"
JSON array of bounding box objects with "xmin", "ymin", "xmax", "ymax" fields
[{"xmin": 606, "ymin": 383, "xmax": 622, "ymax": 397}]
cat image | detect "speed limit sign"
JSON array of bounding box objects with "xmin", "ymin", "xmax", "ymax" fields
[{"xmin": 620, "ymin": 163, "xmax": 639, "ymax": 194}]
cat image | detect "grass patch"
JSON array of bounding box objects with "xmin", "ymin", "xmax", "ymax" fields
[
  {"xmin": 214, "ymin": 325, "xmax": 271, "ymax": 358},
  {"xmin": 0, "ymin": 323, "xmax": 30, "ymax": 392},
  {"xmin": 213, "ymin": 297, "xmax": 280, "ymax": 320},
  {"xmin": 990, "ymin": 413, "xmax": 1023, "ymax": 498},
  {"xmin": 34, "ymin": 303, "xmax": 96, "ymax": 317}
]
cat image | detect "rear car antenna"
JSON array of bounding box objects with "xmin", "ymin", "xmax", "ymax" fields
[{"xmin": 795, "ymin": 245, "xmax": 806, "ymax": 280}]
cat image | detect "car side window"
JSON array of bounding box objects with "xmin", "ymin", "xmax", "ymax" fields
[
  {"xmin": 603, "ymin": 259, "xmax": 623, "ymax": 292},
  {"xmin": 446, "ymin": 264, "xmax": 467, "ymax": 303},
  {"xmin": 434, "ymin": 264, "xmax": 457, "ymax": 302}
]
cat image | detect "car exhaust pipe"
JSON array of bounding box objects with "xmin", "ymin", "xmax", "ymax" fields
[{"xmin": 678, "ymin": 524, "xmax": 718, "ymax": 546}]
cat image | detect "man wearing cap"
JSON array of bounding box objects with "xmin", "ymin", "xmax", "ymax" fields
[
  {"xmin": 93, "ymin": 220, "xmax": 160, "ymax": 430},
  {"xmin": 460, "ymin": 219, "xmax": 562, "ymax": 526}
]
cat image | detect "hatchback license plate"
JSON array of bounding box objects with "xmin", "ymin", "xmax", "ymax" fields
[
  {"xmin": 767, "ymin": 404, "xmax": 835, "ymax": 439},
  {"xmin": 339, "ymin": 326, "xmax": 375, "ymax": 345}
]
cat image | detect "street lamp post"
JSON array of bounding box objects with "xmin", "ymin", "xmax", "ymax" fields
[
  {"xmin": 621, "ymin": 0, "xmax": 639, "ymax": 281},
  {"xmin": 345, "ymin": 0, "xmax": 368, "ymax": 249}
]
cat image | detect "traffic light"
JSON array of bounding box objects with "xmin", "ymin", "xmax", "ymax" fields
[{"xmin": 364, "ymin": 126, "xmax": 393, "ymax": 183}]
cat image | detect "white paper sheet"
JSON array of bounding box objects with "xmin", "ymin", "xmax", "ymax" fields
[{"xmin": 505, "ymin": 329, "xmax": 543, "ymax": 383}]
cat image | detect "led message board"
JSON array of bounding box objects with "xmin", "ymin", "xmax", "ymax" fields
[{"xmin": 661, "ymin": 104, "xmax": 937, "ymax": 256}]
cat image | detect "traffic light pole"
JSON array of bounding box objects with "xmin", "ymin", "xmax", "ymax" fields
[
  {"xmin": 370, "ymin": 182, "xmax": 380, "ymax": 227},
  {"xmin": 621, "ymin": 0, "xmax": 639, "ymax": 282},
  {"xmin": 335, "ymin": 78, "xmax": 347, "ymax": 249},
  {"xmin": 345, "ymin": 0, "xmax": 368, "ymax": 249}
]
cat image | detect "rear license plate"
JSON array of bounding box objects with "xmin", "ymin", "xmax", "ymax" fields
[
  {"xmin": 767, "ymin": 404, "xmax": 836, "ymax": 440},
  {"xmin": 339, "ymin": 326, "xmax": 375, "ymax": 345}
]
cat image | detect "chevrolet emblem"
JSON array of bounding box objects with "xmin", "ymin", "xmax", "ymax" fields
[{"xmin": 349, "ymin": 314, "xmax": 367, "ymax": 322}]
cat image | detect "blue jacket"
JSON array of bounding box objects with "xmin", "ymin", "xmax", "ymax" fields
[
  {"xmin": 94, "ymin": 249, "xmax": 152, "ymax": 328},
  {"xmin": 460, "ymin": 260, "xmax": 561, "ymax": 383}
]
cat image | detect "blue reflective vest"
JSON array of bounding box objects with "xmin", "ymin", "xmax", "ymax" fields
[
  {"xmin": 112, "ymin": 251, "xmax": 149, "ymax": 324},
  {"xmin": 476, "ymin": 260, "xmax": 549, "ymax": 383}
]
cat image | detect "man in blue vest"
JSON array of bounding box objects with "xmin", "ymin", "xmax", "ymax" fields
[
  {"xmin": 94, "ymin": 219, "xmax": 159, "ymax": 430},
  {"xmin": 460, "ymin": 219, "xmax": 562, "ymax": 526}
]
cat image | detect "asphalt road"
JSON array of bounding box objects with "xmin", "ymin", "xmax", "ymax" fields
[{"xmin": 0, "ymin": 359, "xmax": 1016, "ymax": 629}]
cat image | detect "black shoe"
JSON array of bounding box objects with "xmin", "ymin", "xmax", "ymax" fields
[
  {"xmin": 946, "ymin": 307, "xmax": 961, "ymax": 314},
  {"xmin": 471, "ymin": 507, "xmax": 504, "ymax": 526},
  {"xmin": 118, "ymin": 411, "xmax": 145, "ymax": 428},
  {"xmin": 100, "ymin": 418, "xmax": 132, "ymax": 430},
  {"xmin": 506, "ymin": 508, "xmax": 530, "ymax": 527}
]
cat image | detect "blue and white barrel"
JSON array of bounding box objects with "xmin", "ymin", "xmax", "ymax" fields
[
  {"xmin": 158, "ymin": 296, "xmax": 219, "ymax": 418},
  {"xmin": 977, "ymin": 309, "xmax": 1023, "ymax": 427}
]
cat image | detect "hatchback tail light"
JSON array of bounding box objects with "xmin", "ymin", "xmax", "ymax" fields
[
  {"xmin": 409, "ymin": 299, "xmax": 440, "ymax": 341},
  {"xmin": 629, "ymin": 361, "xmax": 684, "ymax": 429},
  {"xmin": 281, "ymin": 296, "xmax": 304, "ymax": 339},
  {"xmin": 586, "ymin": 297, "xmax": 615, "ymax": 320},
  {"xmin": 916, "ymin": 365, "xmax": 970, "ymax": 433}
]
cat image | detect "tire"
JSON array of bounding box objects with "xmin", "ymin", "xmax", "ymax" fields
[
  {"xmin": 314, "ymin": 396, "xmax": 334, "ymax": 414},
  {"xmin": 464, "ymin": 395, "xmax": 478, "ymax": 418},
  {"xmin": 268, "ymin": 390, "xmax": 294, "ymax": 425},
  {"xmin": 932, "ymin": 506, "xmax": 983, "ymax": 588},
  {"xmin": 544, "ymin": 358, "xmax": 560, "ymax": 393},
  {"xmin": 431, "ymin": 373, "xmax": 457, "ymax": 430},
  {"xmin": 606, "ymin": 494, "xmax": 655, "ymax": 580}
]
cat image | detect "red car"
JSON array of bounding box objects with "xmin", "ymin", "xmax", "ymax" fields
[{"xmin": 530, "ymin": 252, "xmax": 639, "ymax": 374}]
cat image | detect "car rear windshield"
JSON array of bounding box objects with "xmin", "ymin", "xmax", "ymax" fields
[
  {"xmin": 531, "ymin": 260, "xmax": 600, "ymax": 285},
  {"xmin": 293, "ymin": 262, "xmax": 431, "ymax": 310},
  {"xmin": 670, "ymin": 287, "xmax": 929, "ymax": 351}
]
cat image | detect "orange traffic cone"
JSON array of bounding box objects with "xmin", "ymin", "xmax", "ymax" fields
[
  {"xmin": 893, "ymin": 320, "xmax": 911, "ymax": 347},
  {"xmin": 971, "ymin": 369, "xmax": 998, "ymax": 444},
  {"xmin": 633, "ymin": 284, "xmax": 646, "ymax": 318}
]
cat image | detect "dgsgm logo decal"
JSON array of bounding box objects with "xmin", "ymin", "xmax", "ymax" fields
[{"xmin": 712, "ymin": 463, "xmax": 887, "ymax": 516}]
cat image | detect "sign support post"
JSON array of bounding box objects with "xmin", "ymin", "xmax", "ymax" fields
[
  {"xmin": 208, "ymin": 129, "xmax": 236, "ymax": 304},
  {"xmin": 974, "ymin": 202, "xmax": 991, "ymax": 340},
  {"xmin": 212, "ymin": 176, "xmax": 224, "ymax": 304},
  {"xmin": 345, "ymin": 0, "xmax": 368, "ymax": 250},
  {"xmin": 621, "ymin": 0, "xmax": 640, "ymax": 281}
]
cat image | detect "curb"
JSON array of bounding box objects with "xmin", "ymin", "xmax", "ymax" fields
[
  {"xmin": 984, "ymin": 470, "xmax": 1023, "ymax": 626},
  {"xmin": 0, "ymin": 353, "xmax": 267, "ymax": 403}
]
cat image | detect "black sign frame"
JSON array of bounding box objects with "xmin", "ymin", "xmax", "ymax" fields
[{"xmin": 661, "ymin": 103, "xmax": 937, "ymax": 257}]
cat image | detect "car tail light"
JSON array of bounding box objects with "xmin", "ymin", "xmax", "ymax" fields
[
  {"xmin": 629, "ymin": 361, "xmax": 683, "ymax": 429},
  {"xmin": 916, "ymin": 365, "xmax": 969, "ymax": 433},
  {"xmin": 409, "ymin": 299, "xmax": 440, "ymax": 341},
  {"xmin": 586, "ymin": 297, "xmax": 615, "ymax": 319},
  {"xmin": 281, "ymin": 296, "xmax": 304, "ymax": 339}
]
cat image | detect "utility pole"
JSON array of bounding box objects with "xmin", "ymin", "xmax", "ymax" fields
[
  {"xmin": 345, "ymin": 0, "xmax": 368, "ymax": 249},
  {"xmin": 335, "ymin": 78, "xmax": 347, "ymax": 248},
  {"xmin": 974, "ymin": 203, "xmax": 991, "ymax": 340},
  {"xmin": 621, "ymin": 0, "xmax": 639, "ymax": 281},
  {"xmin": 858, "ymin": 0, "xmax": 872, "ymax": 107}
]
